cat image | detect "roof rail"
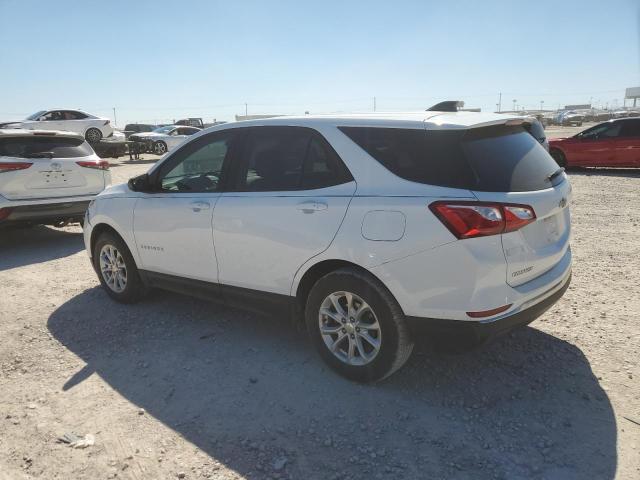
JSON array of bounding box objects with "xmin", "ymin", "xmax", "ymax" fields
[{"xmin": 427, "ymin": 100, "xmax": 465, "ymax": 112}]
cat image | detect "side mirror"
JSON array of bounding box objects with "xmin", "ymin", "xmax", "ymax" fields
[{"xmin": 128, "ymin": 173, "xmax": 153, "ymax": 192}]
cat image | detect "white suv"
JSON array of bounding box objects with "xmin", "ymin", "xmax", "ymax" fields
[
  {"xmin": 0, "ymin": 129, "xmax": 111, "ymax": 227},
  {"xmin": 83, "ymin": 112, "xmax": 572, "ymax": 381}
]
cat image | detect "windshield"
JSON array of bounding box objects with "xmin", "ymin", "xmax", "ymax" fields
[
  {"xmin": 25, "ymin": 110, "xmax": 46, "ymax": 121},
  {"xmin": 153, "ymin": 126, "xmax": 175, "ymax": 134}
]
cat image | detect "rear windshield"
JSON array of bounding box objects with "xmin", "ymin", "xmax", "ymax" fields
[
  {"xmin": 0, "ymin": 136, "xmax": 94, "ymax": 159},
  {"xmin": 339, "ymin": 125, "xmax": 561, "ymax": 192}
]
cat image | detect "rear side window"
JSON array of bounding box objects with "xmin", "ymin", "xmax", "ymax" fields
[
  {"xmin": 620, "ymin": 119, "xmax": 640, "ymax": 137},
  {"xmin": 234, "ymin": 126, "xmax": 352, "ymax": 192},
  {"xmin": 0, "ymin": 136, "xmax": 94, "ymax": 159},
  {"xmin": 339, "ymin": 126, "xmax": 560, "ymax": 192}
]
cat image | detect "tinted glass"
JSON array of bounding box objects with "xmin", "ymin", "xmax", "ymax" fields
[
  {"xmin": 301, "ymin": 137, "xmax": 344, "ymax": 190},
  {"xmin": 41, "ymin": 111, "xmax": 64, "ymax": 121},
  {"xmin": 462, "ymin": 127, "xmax": 561, "ymax": 192},
  {"xmin": 581, "ymin": 122, "xmax": 622, "ymax": 139},
  {"xmin": 620, "ymin": 119, "xmax": 640, "ymax": 137},
  {"xmin": 160, "ymin": 133, "xmax": 235, "ymax": 192},
  {"xmin": 63, "ymin": 111, "xmax": 87, "ymax": 120},
  {"xmin": 340, "ymin": 126, "xmax": 560, "ymax": 192},
  {"xmin": 235, "ymin": 127, "xmax": 350, "ymax": 192},
  {"xmin": 236, "ymin": 127, "xmax": 309, "ymax": 191},
  {"xmin": 0, "ymin": 136, "xmax": 94, "ymax": 158},
  {"xmin": 339, "ymin": 127, "xmax": 474, "ymax": 189}
]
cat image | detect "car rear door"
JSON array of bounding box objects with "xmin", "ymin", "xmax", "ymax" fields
[
  {"xmin": 614, "ymin": 119, "xmax": 640, "ymax": 166},
  {"xmin": 0, "ymin": 134, "xmax": 107, "ymax": 200},
  {"xmin": 132, "ymin": 129, "xmax": 238, "ymax": 282},
  {"xmin": 463, "ymin": 126, "xmax": 572, "ymax": 286},
  {"xmin": 212, "ymin": 126, "xmax": 356, "ymax": 295}
]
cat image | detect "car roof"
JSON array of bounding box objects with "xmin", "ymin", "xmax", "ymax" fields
[
  {"xmin": 220, "ymin": 111, "xmax": 525, "ymax": 131},
  {"xmin": 0, "ymin": 128, "xmax": 85, "ymax": 140}
]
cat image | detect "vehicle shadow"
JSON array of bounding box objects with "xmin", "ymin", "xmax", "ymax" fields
[
  {"xmin": 48, "ymin": 289, "xmax": 617, "ymax": 479},
  {"xmin": 567, "ymin": 167, "xmax": 640, "ymax": 178},
  {"xmin": 0, "ymin": 225, "xmax": 84, "ymax": 271},
  {"xmin": 115, "ymin": 158, "xmax": 159, "ymax": 165}
]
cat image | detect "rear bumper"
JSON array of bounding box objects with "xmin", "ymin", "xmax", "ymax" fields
[
  {"xmin": 406, "ymin": 271, "xmax": 571, "ymax": 343},
  {"xmin": 0, "ymin": 200, "xmax": 90, "ymax": 225}
]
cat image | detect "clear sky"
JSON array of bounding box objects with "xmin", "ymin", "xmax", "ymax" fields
[{"xmin": 1, "ymin": 0, "xmax": 638, "ymax": 126}]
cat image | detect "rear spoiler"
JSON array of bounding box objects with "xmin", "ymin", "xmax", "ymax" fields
[{"xmin": 427, "ymin": 100, "xmax": 464, "ymax": 112}]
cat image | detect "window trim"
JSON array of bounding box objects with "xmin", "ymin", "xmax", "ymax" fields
[
  {"xmin": 227, "ymin": 126, "xmax": 353, "ymax": 193},
  {"xmin": 150, "ymin": 129, "xmax": 242, "ymax": 194}
]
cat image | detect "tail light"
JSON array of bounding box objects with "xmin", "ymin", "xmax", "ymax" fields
[
  {"xmin": 429, "ymin": 201, "xmax": 536, "ymax": 239},
  {"xmin": 77, "ymin": 160, "xmax": 110, "ymax": 170},
  {"xmin": 0, "ymin": 162, "xmax": 33, "ymax": 173},
  {"xmin": 0, "ymin": 207, "xmax": 13, "ymax": 221}
]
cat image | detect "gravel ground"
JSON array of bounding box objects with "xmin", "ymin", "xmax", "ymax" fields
[{"xmin": 1, "ymin": 128, "xmax": 639, "ymax": 479}]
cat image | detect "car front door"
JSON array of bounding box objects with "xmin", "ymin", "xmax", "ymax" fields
[
  {"xmin": 213, "ymin": 126, "xmax": 356, "ymax": 296},
  {"xmin": 133, "ymin": 129, "xmax": 239, "ymax": 283}
]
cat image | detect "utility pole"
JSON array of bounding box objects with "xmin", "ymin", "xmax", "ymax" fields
[
  {"xmin": 540, "ymin": 100, "xmax": 544, "ymax": 112},
  {"xmin": 512, "ymin": 99, "xmax": 517, "ymax": 112},
  {"xmin": 373, "ymin": 96, "xmax": 376, "ymax": 112},
  {"xmin": 498, "ymin": 92, "xmax": 502, "ymax": 112},
  {"xmin": 112, "ymin": 107, "xmax": 117, "ymax": 126},
  {"xmin": 245, "ymin": 103, "xmax": 248, "ymax": 117}
]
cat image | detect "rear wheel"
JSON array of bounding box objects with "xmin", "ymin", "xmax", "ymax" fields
[
  {"xmin": 85, "ymin": 128, "xmax": 103, "ymax": 143},
  {"xmin": 93, "ymin": 232, "xmax": 145, "ymax": 303},
  {"xmin": 305, "ymin": 268, "xmax": 414, "ymax": 382},
  {"xmin": 550, "ymin": 149, "xmax": 566, "ymax": 168},
  {"xmin": 153, "ymin": 141, "xmax": 167, "ymax": 155}
]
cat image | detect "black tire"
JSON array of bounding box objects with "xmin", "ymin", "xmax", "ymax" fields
[
  {"xmin": 550, "ymin": 149, "xmax": 566, "ymax": 168},
  {"xmin": 305, "ymin": 267, "xmax": 414, "ymax": 382},
  {"xmin": 93, "ymin": 231, "xmax": 145, "ymax": 303},
  {"xmin": 85, "ymin": 128, "xmax": 103, "ymax": 144},
  {"xmin": 153, "ymin": 141, "xmax": 167, "ymax": 155}
]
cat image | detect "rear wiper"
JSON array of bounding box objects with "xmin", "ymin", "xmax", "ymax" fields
[
  {"xmin": 547, "ymin": 167, "xmax": 565, "ymax": 182},
  {"xmin": 24, "ymin": 151, "xmax": 54, "ymax": 159}
]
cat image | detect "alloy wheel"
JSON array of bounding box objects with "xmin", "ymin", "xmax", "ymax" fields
[
  {"xmin": 86, "ymin": 129, "xmax": 102, "ymax": 143},
  {"xmin": 99, "ymin": 244, "xmax": 128, "ymax": 293},
  {"xmin": 154, "ymin": 142, "xmax": 167, "ymax": 155},
  {"xmin": 318, "ymin": 291, "xmax": 382, "ymax": 366}
]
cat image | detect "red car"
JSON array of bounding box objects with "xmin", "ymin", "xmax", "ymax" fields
[{"xmin": 549, "ymin": 118, "xmax": 640, "ymax": 168}]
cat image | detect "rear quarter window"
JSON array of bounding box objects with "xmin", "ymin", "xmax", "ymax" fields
[
  {"xmin": 339, "ymin": 125, "xmax": 560, "ymax": 192},
  {"xmin": 0, "ymin": 136, "xmax": 94, "ymax": 158}
]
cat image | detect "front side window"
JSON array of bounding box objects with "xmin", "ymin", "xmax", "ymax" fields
[
  {"xmin": 234, "ymin": 127, "xmax": 351, "ymax": 192},
  {"xmin": 580, "ymin": 122, "xmax": 622, "ymax": 139},
  {"xmin": 41, "ymin": 111, "xmax": 64, "ymax": 121},
  {"xmin": 25, "ymin": 111, "xmax": 46, "ymax": 121},
  {"xmin": 159, "ymin": 132, "xmax": 236, "ymax": 193}
]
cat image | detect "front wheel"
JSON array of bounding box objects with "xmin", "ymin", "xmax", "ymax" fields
[
  {"xmin": 93, "ymin": 232, "xmax": 145, "ymax": 303},
  {"xmin": 305, "ymin": 268, "xmax": 414, "ymax": 382},
  {"xmin": 153, "ymin": 141, "xmax": 167, "ymax": 155}
]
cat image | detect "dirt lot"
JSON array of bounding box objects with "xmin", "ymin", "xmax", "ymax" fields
[{"xmin": 1, "ymin": 126, "xmax": 639, "ymax": 479}]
